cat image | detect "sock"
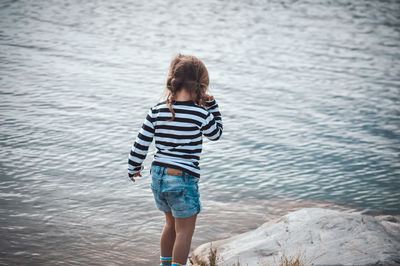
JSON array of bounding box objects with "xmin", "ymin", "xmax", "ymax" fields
[
  {"xmin": 160, "ymin": 256, "xmax": 172, "ymax": 266},
  {"xmin": 172, "ymin": 263, "xmax": 186, "ymax": 266}
]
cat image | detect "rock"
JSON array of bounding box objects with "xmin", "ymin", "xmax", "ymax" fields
[{"xmin": 192, "ymin": 208, "xmax": 400, "ymax": 265}]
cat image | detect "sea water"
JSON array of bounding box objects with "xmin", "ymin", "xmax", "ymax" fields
[{"xmin": 1, "ymin": 0, "xmax": 399, "ymax": 264}]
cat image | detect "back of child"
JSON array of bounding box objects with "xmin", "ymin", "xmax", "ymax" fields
[{"xmin": 128, "ymin": 54, "xmax": 223, "ymax": 266}]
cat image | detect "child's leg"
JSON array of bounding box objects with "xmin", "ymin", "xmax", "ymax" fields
[
  {"xmin": 172, "ymin": 214, "xmax": 197, "ymax": 265},
  {"xmin": 161, "ymin": 211, "xmax": 176, "ymax": 257}
]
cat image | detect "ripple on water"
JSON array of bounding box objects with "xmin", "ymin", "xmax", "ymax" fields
[{"xmin": 1, "ymin": 0, "xmax": 400, "ymax": 265}]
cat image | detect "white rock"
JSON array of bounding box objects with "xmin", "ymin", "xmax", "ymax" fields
[{"xmin": 192, "ymin": 208, "xmax": 400, "ymax": 265}]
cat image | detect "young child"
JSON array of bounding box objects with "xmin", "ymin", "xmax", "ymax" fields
[{"xmin": 128, "ymin": 54, "xmax": 223, "ymax": 266}]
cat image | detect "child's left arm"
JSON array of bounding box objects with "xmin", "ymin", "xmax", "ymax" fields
[
  {"xmin": 128, "ymin": 107, "xmax": 155, "ymax": 182},
  {"xmin": 201, "ymin": 97, "xmax": 223, "ymax": 141}
]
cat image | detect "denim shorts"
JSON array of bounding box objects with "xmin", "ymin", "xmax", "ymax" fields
[{"xmin": 150, "ymin": 165, "xmax": 202, "ymax": 218}]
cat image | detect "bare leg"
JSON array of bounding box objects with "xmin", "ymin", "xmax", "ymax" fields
[
  {"xmin": 161, "ymin": 211, "xmax": 176, "ymax": 257},
  {"xmin": 172, "ymin": 214, "xmax": 197, "ymax": 265}
]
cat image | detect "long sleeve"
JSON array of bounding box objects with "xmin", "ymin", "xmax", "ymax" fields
[
  {"xmin": 200, "ymin": 98, "xmax": 223, "ymax": 141},
  {"xmin": 128, "ymin": 107, "xmax": 155, "ymax": 178}
]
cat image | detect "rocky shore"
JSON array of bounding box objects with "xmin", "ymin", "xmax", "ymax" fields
[{"xmin": 192, "ymin": 208, "xmax": 400, "ymax": 265}]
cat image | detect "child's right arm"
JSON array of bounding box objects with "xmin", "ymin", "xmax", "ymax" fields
[
  {"xmin": 200, "ymin": 97, "xmax": 223, "ymax": 141},
  {"xmin": 128, "ymin": 107, "xmax": 155, "ymax": 182}
]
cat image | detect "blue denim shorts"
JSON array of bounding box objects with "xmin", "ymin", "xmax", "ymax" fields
[{"xmin": 150, "ymin": 165, "xmax": 202, "ymax": 218}]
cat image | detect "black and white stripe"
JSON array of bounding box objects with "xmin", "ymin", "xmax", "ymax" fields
[{"xmin": 128, "ymin": 99, "xmax": 223, "ymax": 178}]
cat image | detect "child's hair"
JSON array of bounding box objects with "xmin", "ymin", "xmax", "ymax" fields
[{"xmin": 164, "ymin": 54, "xmax": 210, "ymax": 121}]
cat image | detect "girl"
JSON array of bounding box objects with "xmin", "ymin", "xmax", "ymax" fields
[{"xmin": 128, "ymin": 54, "xmax": 223, "ymax": 266}]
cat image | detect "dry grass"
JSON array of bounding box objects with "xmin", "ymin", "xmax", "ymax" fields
[
  {"xmin": 207, "ymin": 246, "xmax": 218, "ymax": 266},
  {"xmin": 191, "ymin": 245, "xmax": 218, "ymax": 266},
  {"xmin": 265, "ymin": 249, "xmax": 309, "ymax": 266}
]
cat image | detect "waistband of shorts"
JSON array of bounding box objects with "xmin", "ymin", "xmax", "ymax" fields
[
  {"xmin": 152, "ymin": 161, "xmax": 200, "ymax": 178},
  {"xmin": 151, "ymin": 164, "xmax": 199, "ymax": 180},
  {"xmin": 151, "ymin": 165, "xmax": 181, "ymax": 176}
]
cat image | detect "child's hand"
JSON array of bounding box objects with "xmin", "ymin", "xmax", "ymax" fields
[
  {"xmin": 204, "ymin": 94, "xmax": 214, "ymax": 101},
  {"xmin": 130, "ymin": 172, "xmax": 142, "ymax": 182}
]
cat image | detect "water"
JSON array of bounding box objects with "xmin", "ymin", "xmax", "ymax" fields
[{"xmin": 1, "ymin": 0, "xmax": 399, "ymax": 265}]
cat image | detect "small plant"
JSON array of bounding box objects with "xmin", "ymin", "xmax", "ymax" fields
[
  {"xmin": 232, "ymin": 260, "xmax": 242, "ymax": 266},
  {"xmin": 191, "ymin": 245, "xmax": 218, "ymax": 266},
  {"xmin": 275, "ymin": 249, "xmax": 307, "ymax": 266},
  {"xmin": 260, "ymin": 248, "xmax": 321, "ymax": 266},
  {"xmin": 208, "ymin": 246, "xmax": 218, "ymax": 266},
  {"xmin": 191, "ymin": 253, "xmax": 208, "ymax": 266}
]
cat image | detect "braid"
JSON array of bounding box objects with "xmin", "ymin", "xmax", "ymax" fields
[
  {"xmin": 197, "ymin": 82, "xmax": 206, "ymax": 108},
  {"xmin": 167, "ymin": 94, "xmax": 176, "ymax": 122}
]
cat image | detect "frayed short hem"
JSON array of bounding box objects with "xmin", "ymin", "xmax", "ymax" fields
[{"xmin": 171, "ymin": 204, "xmax": 202, "ymax": 218}]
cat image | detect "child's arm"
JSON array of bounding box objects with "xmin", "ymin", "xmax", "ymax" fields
[
  {"xmin": 200, "ymin": 96, "xmax": 223, "ymax": 141},
  {"xmin": 128, "ymin": 107, "xmax": 155, "ymax": 182}
]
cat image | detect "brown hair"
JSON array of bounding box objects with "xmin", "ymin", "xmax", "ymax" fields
[{"xmin": 163, "ymin": 54, "xmax": 210, "ymax": 121}]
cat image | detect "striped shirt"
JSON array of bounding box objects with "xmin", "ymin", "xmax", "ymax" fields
[{"xmin": 128, "ymin": 99, "xmax": 223, "ymax": 178}]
